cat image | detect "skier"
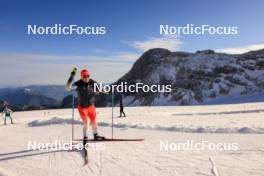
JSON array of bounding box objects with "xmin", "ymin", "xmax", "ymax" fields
[
  {"xmin": 2, "ymin": 106, "xmax": 14, "ymax": 125},
  {"xmin": 66, "ymin": 68, "xmax": 105, "ymax": 141},
  {"xmin": 119, "ymin": 94, "xmax": 126, "ymax": 117}
]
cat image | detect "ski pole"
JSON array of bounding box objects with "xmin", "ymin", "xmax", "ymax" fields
[
  {"xmin": 72, "ymin": 91, "xmax": 75, "ymax": 141},
  {"xmin": 70, "ymin": 68, "xmax": 77, "ymax": 141},
  {"xmin": 111, "ymin": 91, "xmax": 114, "ymax": 139}
]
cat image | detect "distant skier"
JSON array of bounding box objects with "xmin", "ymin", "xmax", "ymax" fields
[
  {"xmin": 2, "ymin": 106, "xmax": 14, "ymax": 125},
  {"xmin": 66, "ymin": 68, "xmax": 105, "ymax": 141},
  {"xmin": 119, "ymin": 94, "xmax": 126, "ymax": 117}
]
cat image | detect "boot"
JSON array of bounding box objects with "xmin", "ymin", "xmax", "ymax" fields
[{"xmin": 93, "ymin": 133, "xmax": 105, "ymax": 141}]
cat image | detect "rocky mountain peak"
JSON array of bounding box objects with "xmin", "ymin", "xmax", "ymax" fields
[{"xmin": 114, "ymin": 48, "xmax": 264, "ymax": 106}]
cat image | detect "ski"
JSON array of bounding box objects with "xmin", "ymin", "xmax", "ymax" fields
[
  {"xmin": 83, "ymin": 137, "xmax": 89, "ymax": 165},
  {"xmin": 72, "ymin": 138, "xmax": 144, "ymax": 142},
  {"xmin": 72, "ymin": 138, "xmax": 144, "ymax": 165},
  {"xmin": 83, "ymin": 148, "xmax": 88, "ymax": 165}
]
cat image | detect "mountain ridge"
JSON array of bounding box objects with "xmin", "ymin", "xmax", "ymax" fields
[{"xmin": 113, "ymin": 48, "xmax": 264, "ymax": 106}]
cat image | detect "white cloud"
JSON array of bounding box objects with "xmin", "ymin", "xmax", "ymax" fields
[
  {"xmin": 0, "ymin": 53, "xmax": 134, "ymax": 86},
  {"xmin": 92, "ymin": 49, "xmax": 107, "ymax": 53},
  {"xmin": 0, "ymin": 35, "xmax": 183, "ymax": 86},
  {"xmin": 216, "ymin": 44, "xmax": 264, "ymax": 54},
  {"xmin": 129, "ymin": 35, "xmax": 182, "ymax": 52},
  {"xmin": 112, "ymin": 52, "xmax": 140, "ymax": 61}
]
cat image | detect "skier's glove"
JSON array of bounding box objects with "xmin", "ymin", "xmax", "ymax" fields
[{"xmin": 70, "ymin": 68, "xmax": 77, "ymax": 77}]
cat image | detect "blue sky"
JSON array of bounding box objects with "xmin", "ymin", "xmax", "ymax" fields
[{"xmin": 0, "ymin": 0, "xmax": 264, "ymax": 86}]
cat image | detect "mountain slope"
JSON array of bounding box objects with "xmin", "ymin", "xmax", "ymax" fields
[
  {"xmin": 0, "ymin": 85, "xmax": 70, "ymax": 101},
  {"xmin": 0, "ymin": 88, "xmax": 60, "ymax": 106},
  {"xmin": 115, "ymin": 48, "xmax": 264, "ymax": 106}
]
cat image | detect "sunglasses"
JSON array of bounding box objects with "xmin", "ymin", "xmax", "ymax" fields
[{"xmin": 82, "ymin": 75, "xmax": 90, "ymax": 78}]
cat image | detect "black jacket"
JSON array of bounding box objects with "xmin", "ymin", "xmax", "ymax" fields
[{"xmin": 73, "ymin": 79, "xmax": 97, "ymax": 107}]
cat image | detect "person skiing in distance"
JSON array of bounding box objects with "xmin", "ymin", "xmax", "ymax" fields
[
  {"xmin": 66, "ymin": 68, "xmax": 105, "ymax": 141},
  {"xmin": 2, "ymin": 106, "xmax": 14, "ymax": 125},
  {"xmin": 119, "ymin": 94, "xmax": 126, "ymax": 117}
]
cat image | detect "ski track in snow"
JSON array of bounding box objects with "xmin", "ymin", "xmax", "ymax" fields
[
  {"xmin": 209, "ymin": 157, "xmax": 221, "ymax": 176},
  {"xmin": 0, "ymin": 103, "xmax": 264, "ymax": 176},
  {"xmin": 27, "ymin": 116, "xmax": 264, "ymax": 134}
]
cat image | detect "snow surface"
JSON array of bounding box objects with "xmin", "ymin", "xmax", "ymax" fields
[{"xmin": 0, "ymin": 103, "xmax": 264, "ymax": 176}]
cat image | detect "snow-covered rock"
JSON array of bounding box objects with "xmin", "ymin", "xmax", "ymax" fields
[{"xmin": 115, "ymin": 48, "xmax": 264, "ymax": 106}]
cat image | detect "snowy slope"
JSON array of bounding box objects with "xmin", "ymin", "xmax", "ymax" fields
[
  {"xmin": 112, "ymin": 48, "xmax": 264, "ymax": 106},
  {"xmin": 0, "ymin": 103, "xmax": 264, "ymax": 176}
]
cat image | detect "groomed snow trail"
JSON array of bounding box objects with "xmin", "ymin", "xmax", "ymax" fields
[{"xmin": 0, "ymin": 103, "xmax": 263, "ymax": 176}]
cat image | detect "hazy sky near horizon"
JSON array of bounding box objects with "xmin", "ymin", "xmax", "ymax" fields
[{"xmin": 0, "ymin": 0, "xmax": 264, "ymax": 86}]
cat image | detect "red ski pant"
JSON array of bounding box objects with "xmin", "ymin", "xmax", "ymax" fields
[{"xmin": 78, "ymin": 105, "xmax": 96, "ymax": 124}]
